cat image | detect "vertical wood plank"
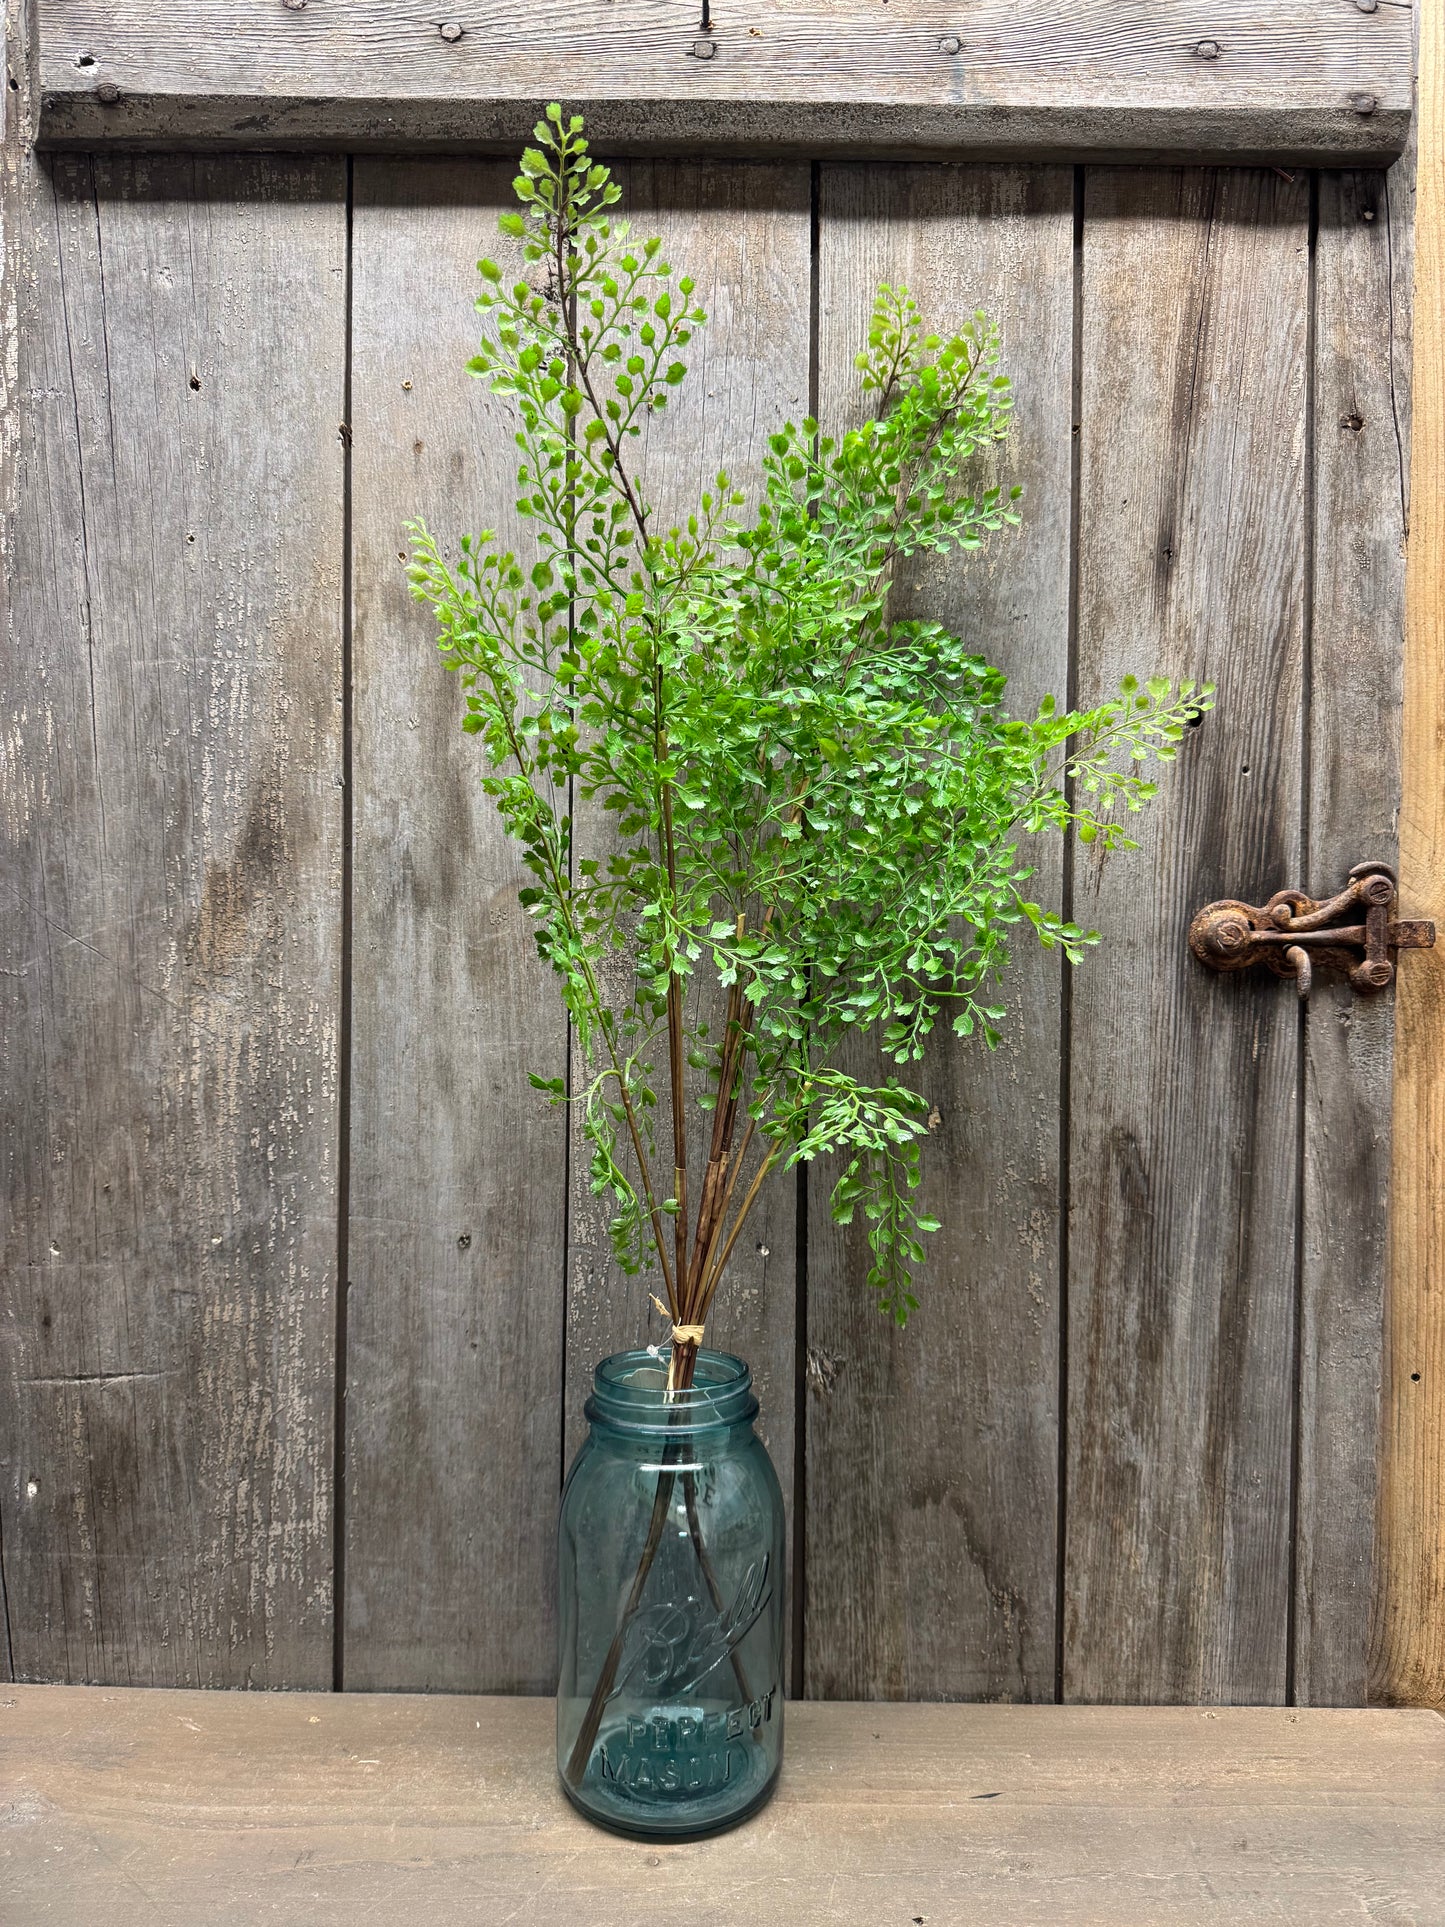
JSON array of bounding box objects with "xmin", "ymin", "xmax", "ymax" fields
[
  {"xmin": 0, "ymin": 0, "xmax": 36, "ymax": 1682},
  {"xmin": 0, "ymin": 152, "xmax": 345, "ymax": 1685},
  {"xmin": 1066, "ymin": 169, "xmax": 1308, "ymax": 1704},
  {"xmin": 806, "ymin": 163, "xmax": 1074, "ymax": 1701},
  {"xmin": 346, "ymin": 161, "xmax": 568, "ymax": 1693},
  {"xmin": 1377, "ymin": 0, "xmax": 1445, "ymax": 1714},
  {"xmin": 560, "ymin": 163, "xmax": 812, "ymax": 1508},
  {"xmin": 1297, "ymin": 167, "xmax": 1410, "ymax": 1705}
]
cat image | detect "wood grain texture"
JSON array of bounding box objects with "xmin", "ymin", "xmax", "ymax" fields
[
  {"xmin": 1377, "ymin": 0, "xmax": 1445, "ymax": 1714},
  {"xmin": 32, "ymin": 1, "xmax": 1412, "ymax": 162},
  {"xmin": 562, "ymin": 161, "xmax": 811, "ymax": 1505},
  {"xmin": 345, "ymin": 161, "xmax": 568, "ymax": 1694},
  {"xmin": 4, "ymin": 1685, "xmax": 1444, "ymax": 1924},
  {"xmin": 0, "ymin": 150, "xmax": 345, "ymax": 1685},
  {"xmin": 806, "ymin": 163, "xmax": 1074, "ymax": 1702},
  {"xmin": 1295, "ymin": 167, "xmax": 1411, "ymax": 1706},
  {"xmin": 1066, "ymin": 170, "xmax": 1308, "ymax": 1704}
]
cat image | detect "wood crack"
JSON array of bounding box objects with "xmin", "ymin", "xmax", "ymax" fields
[
  {"xmin": 1384, "ymin": 164, "xmax": 1410, "ymax": 538},
  {"xmin": 50, "ymin": 166, "xmax": 104, "ymax": 792},
  {"xmin": 25, "ymin": 1373, "xmax": 176, "ymax": 1388}
]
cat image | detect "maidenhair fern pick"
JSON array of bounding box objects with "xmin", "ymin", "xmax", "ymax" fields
[{"xmin": 408, "ymin": 104, "xmax": 1209, "ymax": 1377}]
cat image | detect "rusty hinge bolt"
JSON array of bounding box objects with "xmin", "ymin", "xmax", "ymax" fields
[{"xmin": 1189, "ymin": 862, "xmax": 1435, "ymax": 999}]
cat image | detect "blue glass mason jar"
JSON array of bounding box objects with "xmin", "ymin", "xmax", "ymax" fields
[{"xmin": 556, "ymin": 1348, "xmax": 786, "ymax": 1839}]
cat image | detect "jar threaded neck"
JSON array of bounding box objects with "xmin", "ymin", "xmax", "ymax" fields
[{"xmin": 585, "ymin": 1348, "xmax": 758, "ymax": 1435}]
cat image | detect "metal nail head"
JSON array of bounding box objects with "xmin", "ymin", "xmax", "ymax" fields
[
  {"xmin": 439, "ymin": 21, "xmax": 463, "ymax": 41},
  {"xmin": 95, "ymin": 79, "xmax": 119, "ymax": 103},
  {"xmin": 1350, "ymin": 91, "xmax": 1378, "ymax": 115},
  {"xmin": 1195, "ymin": 40, "xmax": 1221, "ymax": 60},
  {"xmin": 939, "ymin": 35, "xmax": 962, "ymax": 55},
  {"xmin": 691, "ymin": 36, "xmax": 716, "ymax": 59}
]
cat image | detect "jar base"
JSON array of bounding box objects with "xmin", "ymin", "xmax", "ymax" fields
[{"xmin": 559, "ymin": 1756, "xmax": 782, "ymax": 1843}]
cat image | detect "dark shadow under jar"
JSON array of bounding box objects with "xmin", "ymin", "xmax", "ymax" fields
[{"xmin": 556, "ymin": 1348, "xmax": 786, "ymax": 1839}]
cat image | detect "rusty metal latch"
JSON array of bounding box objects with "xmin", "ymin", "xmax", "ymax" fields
[{"xmin": 1189, "ymin": 861, "xmax": 1435, "ymax": 999}]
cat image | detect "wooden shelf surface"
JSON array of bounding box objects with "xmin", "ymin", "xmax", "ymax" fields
[{"xmin": 2, "ymin": 1687, "xmax": 1442, "ymax": 1923}]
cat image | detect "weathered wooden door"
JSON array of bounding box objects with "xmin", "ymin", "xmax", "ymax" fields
[{"xmin": 1, "ymin": 4, "xmax": 1425, "ymax": 1706}]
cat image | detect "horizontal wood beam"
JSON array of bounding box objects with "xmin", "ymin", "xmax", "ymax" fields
[{"xmin": 34, "ymin": 1, "xmax": 1413, "ymax": 161}]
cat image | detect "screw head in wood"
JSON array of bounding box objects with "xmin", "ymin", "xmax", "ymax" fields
[
  {"xmin": 1355, "ymin": 0, "xmax": 1379, "ymax": 11},
  {"xmin": 438, "ymin": 21, "xmax": 463, "ymax": 42},
  {"xmin": 1194, "ymin": 39, "xmax": 1221, "ymax": 60},
  {"xmin": 938, "ymin": 35, "xmax": 962, "ymax": 55},
  {"xmin": 1350, "ymin": 91, "xmax": 1378, "ymax": 115},
  {"xmin": 95, "ymin": 79, "xmax": 119, "ymax": 103},
  {"xmin": 691, "ymin": 36, "xmax": 716, "ymax": 59}
]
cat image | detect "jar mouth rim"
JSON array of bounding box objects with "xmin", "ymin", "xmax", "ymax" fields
[{"xmin": 586, "ymin": 1347, "xmax": 758, "ymax": 1432}]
